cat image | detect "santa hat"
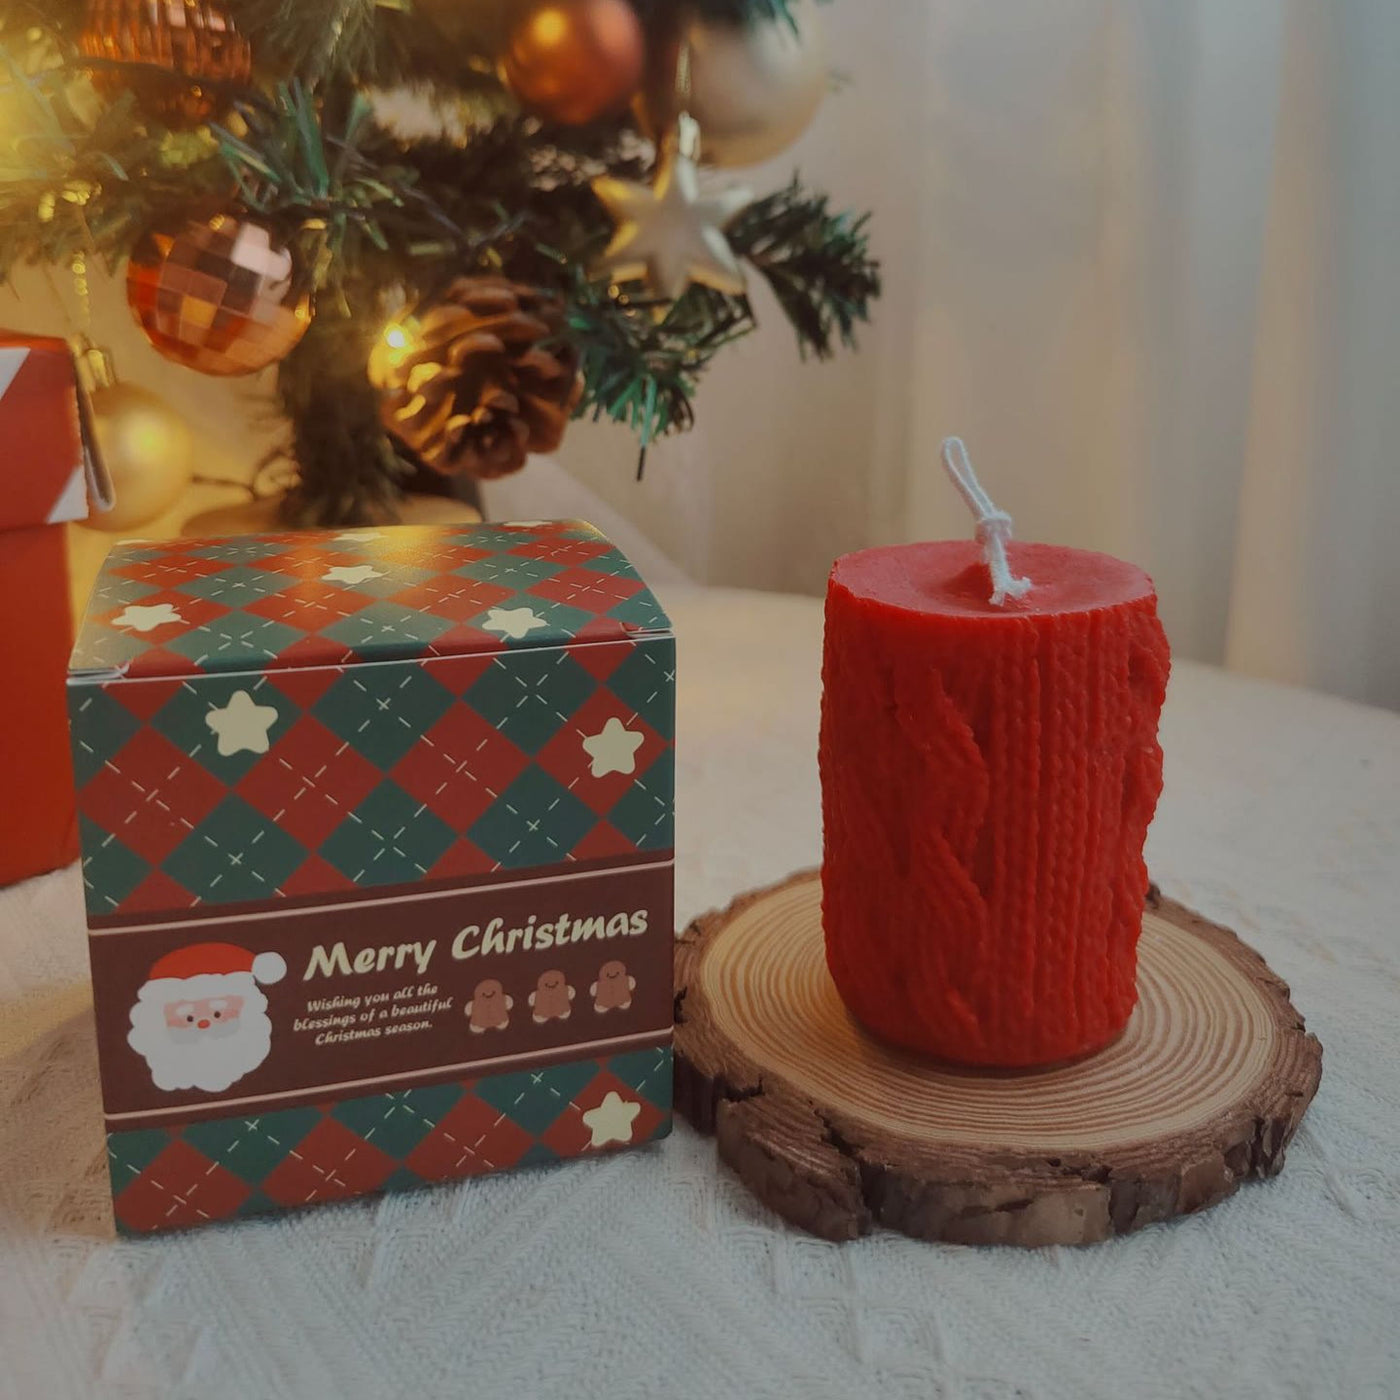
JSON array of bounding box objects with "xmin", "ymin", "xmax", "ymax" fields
[{"xmin": 145, "ymin": 942, "xmax": 286, "ymax": 988}]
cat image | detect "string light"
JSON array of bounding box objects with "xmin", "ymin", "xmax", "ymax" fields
[{"xmin": 367, "ymin": 315, "xmax": 423, "ymax": 388}]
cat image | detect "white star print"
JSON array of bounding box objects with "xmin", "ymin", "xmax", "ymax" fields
[
  {"xmin": 322, "ymin": 564, "xmax": 385, "ymax": 586},
  {"xmin": 205, "ymin": 690, "xmax": 280, "ymax": 757},
  {"xmin": 112, "ymin": 602, "xmax": 184, "ymax": 633},
  {"xmin": 481, "ymin": 606, "xmax": 549, "ymax": 641},
  {"xmin": 581, "ymin": 1091, "xmax": 642, "ymax": 1149},
  {"xmin": 333, "ymin": 530, "xmax": 384, "ymax": 542},
  {"xmin": 581, "ymin": 716, "xmax": 645, "ymax": 778}
]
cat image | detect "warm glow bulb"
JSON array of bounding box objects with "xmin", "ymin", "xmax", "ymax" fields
[
  {"xmin": 533, "ymin": 8, "xmax": 569, "ymax": 46},
  {"xmin": 384, "ymin": 326, "xmax": 410, "ymax": 351}
]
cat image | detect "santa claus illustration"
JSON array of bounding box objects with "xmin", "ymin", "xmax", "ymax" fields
[{"xmin": 127, "ymin": 942, "xmax": 286, "ymax": 1093}]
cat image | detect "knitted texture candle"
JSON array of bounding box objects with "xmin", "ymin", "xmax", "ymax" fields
[{"xmin": 820, "ymin": 540, "xmax": 1171, "ymax": 1067}]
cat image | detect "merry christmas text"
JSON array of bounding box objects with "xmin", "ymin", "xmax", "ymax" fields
[{"xmin": 301, "ymin": 907, "xmax": 651, "ymax": 981}]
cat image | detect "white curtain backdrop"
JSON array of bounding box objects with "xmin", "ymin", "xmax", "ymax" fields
[
  {"xmin": 501, "ymin": 0, "xmax": 1400, "ymax": 708},
  {"xmin": 9, "ymin": 2, "xmax": 1394, "ymax": 706}
]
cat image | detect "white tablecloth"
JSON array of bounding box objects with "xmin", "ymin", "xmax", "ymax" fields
[{"xmin": 3, "ymin": 586, "xmax": 1398, "ymax": 1400}]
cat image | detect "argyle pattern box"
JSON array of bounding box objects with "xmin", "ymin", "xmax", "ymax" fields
[
  {"xmin": 106, "ymin": 1049, "xmax": 672, "ymax": 1235},
  {"xmin": 68, "ymin": 521, "xmax": 675, "ymax": 1233}
]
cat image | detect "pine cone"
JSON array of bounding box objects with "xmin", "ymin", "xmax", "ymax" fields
[{"xmin": 374, "ymin": 278, "xmax": 583, "ymax": 479}]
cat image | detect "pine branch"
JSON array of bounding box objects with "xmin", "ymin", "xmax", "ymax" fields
[
  {"xmin": 567, "ymin": 274, "xmax": 754, "ymax": 445},
  {"xmin": 727, "ymin": 176, "xmax": 879, "ymax": 358},
  {"xmin": 0, "ymin": 0, "xmax": 877, "ymax": 523}
]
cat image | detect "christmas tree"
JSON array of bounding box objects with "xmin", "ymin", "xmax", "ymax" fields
[{"xmin": 0, "ymin": 0, "xmax": 879, "ymax": 525}]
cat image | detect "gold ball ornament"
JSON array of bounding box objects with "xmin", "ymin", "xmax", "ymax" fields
[
  {"xmin": 499, "ymin": 0, "xmax": 646, "ymax": 125},
  {"xmin": 640, "ymin": 0, "xmax": 828, "ymax": 168},
  {"xmin": 85, "ymin": 382, "xmax": 196, "ymax": 533},
  {"xmin": 126, "ymin": 212, "xmax": 312, "ymax": 377},
  {"xmin": 79, "ymin": 0, "xmax": 252, "ymax": 127}
]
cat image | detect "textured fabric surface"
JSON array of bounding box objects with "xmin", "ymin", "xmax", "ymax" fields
[{"xmin": 2, "ymin": 586, "xmax": 1397, "ymax": 1399}]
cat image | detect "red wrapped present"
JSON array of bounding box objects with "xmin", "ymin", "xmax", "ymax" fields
[{"xmin": 0, "ymin": 333, "xmax": 111, "ymax": 886}]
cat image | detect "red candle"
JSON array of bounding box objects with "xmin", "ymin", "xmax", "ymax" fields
[{"xmin": 819, "ymin": 470, "xmax": 1170, "ymax": 1068}]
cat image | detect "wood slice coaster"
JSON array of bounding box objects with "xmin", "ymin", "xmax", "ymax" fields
[{"xmin": 674, "ymin": 872, "xmax": 1322, "ymax": 1247}]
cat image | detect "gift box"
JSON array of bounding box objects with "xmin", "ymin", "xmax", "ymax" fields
[
  {"xmin": 68, "ymin": 520, "xmax": 675, "ymax": 1233},
  {"xmin": 0, "ymin": 333, "xmax": 111, "ymax": 887}
]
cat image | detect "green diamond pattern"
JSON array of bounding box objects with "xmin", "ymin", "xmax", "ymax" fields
[
  {"xmin": 606, "ymin": 638, "xmax": 675, "ymax": 739},
  {"xmin": 380, "ymin": 1167, "xmax": 429, "ymax": 1195},
  {"xmin": 609, "ymin": 590, "xmax": 671, "ymax": 632},
  {"xmin": 163, "ymin": 614, "xmax": 306, "ymax": 671},
  {"xmin": 322, "ymin": 601, "xmax": 456, "ymax": 653},
  {"xmin": 183, "ymin": 1107, "xmax": 321, "ymax": 1183},
  {"xmin": 185, "ymin": 539, "xmax": 293, "ymax": 563},
  {"xmin": 79, "ymin": 816, "xmax": 150, "ymax": 914},
  {"xmin": 88, "ymin": 573, "xmax": 159, "ymax": 608},
  {"xmin": 163, "ymin": 794, "xmax": 307, "ymax": 902},
  {"xmin": 608, "ymin": 1048, "xmax": 673, "ymax": 1104},
  {"xmin": 608, "ymin": 752, "xmax": 674, "ymax": 850},
  {"xmin": 475, "ymin": 1061, "xmax": 600, "ymax": 1133},
  {"xmin": 465, "ymin": 652, "xmax": 594, "ymax": 754},
  {"xmin": 175, "ymin": 566, "xmax": 291, "ymax": 605},
  {"xmin": 313, "ymin": 667, "xmax": 455, "ymax": 768},
  {"xmin": 67, "ymin": 627, "xmax": 155, "ymax": 672},
  {"xmin": 107, "ymin": 1128, "xmax": 173, "ymax": 1181},
  {"xmin": 332, "ymin": 1085, "xmax": 462, "ymax": 1158},
  {"xmin": 324, "ymin": 565, "xmax": 437, "ymax": 599},
  {"xmin": 457, "ymin": 554, "xmax": 563, "ymax": 588},
  {"xmin": 569, "ymin": 546, "xmax": 636, "ymax": 578},
  {"xmin": 72, "ymin": 524, "xmax": 673, "ymax": 920},
  {"xmin": 152, "ymin": 678, "xmax": 298, "ymax": 780},
  {"xmin": 497, "ymin": 598, "xmax": 595, "ymax": 646},
  {"xmin": 67, "ymin": 688, "xmax": 142, "ymax": 784},
  {"xmin": 468, "ymin": 767, "xmax": 595, "ymax": 867},
  {"xmin": 320, "ymin": 780, "xmax": 456, "ymax": 885},
  {"xmin": 107, "ymin": 1049, "xmax": 671, "ymax": 1233}
]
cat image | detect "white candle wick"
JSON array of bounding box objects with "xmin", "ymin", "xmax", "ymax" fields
[{"xmin": 939, "ymin": 437, "xmax": 1033, "ymax": 607}]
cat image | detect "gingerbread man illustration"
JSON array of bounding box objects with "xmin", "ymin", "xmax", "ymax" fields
[
  {"xmin": 465, "ymin": 978, "xmax": 513, "ymax": 1033},
  {"xmin": 529, "ymin": 969, "xmax": 574, "ymax": 1023},
  {"xmin": 590, "ymin": 960, "xmax": 635, "ymax": 1013}
]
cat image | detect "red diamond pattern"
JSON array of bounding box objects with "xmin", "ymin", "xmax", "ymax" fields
[
  {"xmin": 95, "ymin": 588, "xmax": 229, "ymax": 636},
  {"xmin": 541, "ymin": 1069, "xmax": 666, "ymax": 1158},
  {"xmin": 392, "ymin": 704, "xmax": 529, "ymax": 829},
  {"xmin": 72, "ymin": 522, "xmax": 672, "ymax": 923},
  {"xmin": 238, "ymin": 715, "xmax": 382, "ymax": 848},
  {"xmin": 278, "ymin": 852, "xmax": 359, "ymax": 898},
  {"xmin": 376, "ymin": 536, "xmax": 490, "ymax": 571},
  {"xmin": 80, "ymin": 729, "xmax": 224, "ymax": 863},
  {"xmin": 110, "ymin": 553, "xmax": 230, "ymax": 585},
  {"xmin": 508, "ymin": 535, "xmax": 614, "ymax": 566},
  {"xmin": 261, "ymin": 1117, "xmax": 397, "ymax": 1206},
  {"xmin": 389, "ymin": 574, "xmax": 514, "ymax": 622},
  {"xmin": 242, "ymin": 580, "xmax": 373, "ymax": 633},
  {"xmin": 107, "ymin": 676, "xmax": 185, "ymax": 722},
  {"xmin": 534, "ymin": 691, "xmax": 663, "ymax": 816},
  {"xmin": 107, "ymin": 1051, "xmax": 670, "ymax": 1233},
  {"xmin": 528, "ymin": 566, "xmax": 645, "ymax": 612},
  {"xmin": 424, "ymin": 837, "xmax": 494, "ymax": 880},
  {"xmin": 114, "ymin": 1138, "xmax": 251, "ymax": 1232},
  {"xmin": 263, "ymin": 665, "xmax": 345, "ymax": 710},
  {"xmin": 565, "ymin": 819, "xmax": 637, "ymax": 863},
  {"xmin": 405, "ymin": 1095, "xmax": 534, "ymax": 1181},
  {"xmin": 567, "ymin": 635, "xmax": 636, "ymax": 683},
  {"xmin": 119, "ymin": 868, "xmax": 202, "ymax": 914},
  {"xmin": 121, "ymin": 645, "xmax": 202, "ymax": 677}
]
